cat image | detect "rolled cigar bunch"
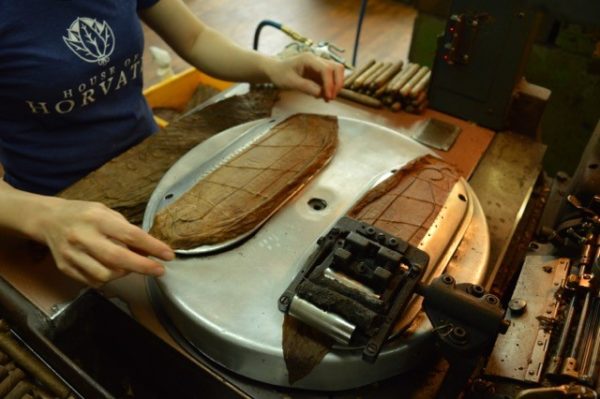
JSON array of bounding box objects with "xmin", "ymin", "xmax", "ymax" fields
[{"xmin": 340, "ymin": 59, "xmax": 431, "ymax": 114}]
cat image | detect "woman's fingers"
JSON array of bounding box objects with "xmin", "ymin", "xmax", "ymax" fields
[
  {"xmin": 270, "ymin": 53, "xmax": 345, "ymax": 100},
  {"xmin": 43, "ymin": 199, "xmax": 173, "ymax": 286},
  {"xmin": 78, "ymin": 231, "xmax": 166, "ymax": 276},
  {"xmin": 60, "ymin": 248, "xmax": 127, "ymax": 285},
  {"xmin": 98, "ymin": 215, "xmax": 175, "ymax": 261},
  {"xmin": 332, "ymin": 62, "xmax": 345, "ymax": 96}
]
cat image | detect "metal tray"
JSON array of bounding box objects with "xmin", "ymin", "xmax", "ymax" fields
[{"xmin": 143, "ymin": 115, "xmax": 490, "ymax": 390}]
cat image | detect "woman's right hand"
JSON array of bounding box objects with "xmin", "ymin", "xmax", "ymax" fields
[{"xmin": 37, "ymin": 198, "xmax": 174, "ymax": 287}]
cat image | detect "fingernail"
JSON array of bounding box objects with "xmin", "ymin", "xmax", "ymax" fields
[
  {"xmin": 161, "ymin": 250, "xmax": 175, "ymax": 261},
  {"xmin": 153, "ymin": 266, "xmax": 165, "ymax": 276}
]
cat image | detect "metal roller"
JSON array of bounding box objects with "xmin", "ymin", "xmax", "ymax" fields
[{"xmin": 288, "ymin": 296, "xmax": 356, "ymax": 345}]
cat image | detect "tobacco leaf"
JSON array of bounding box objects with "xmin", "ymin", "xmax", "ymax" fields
[
  {"xmin": 349, "ymin": 154, "xmax": 460, "ymax": 246},
  {"xmin": 150, "ymin": 114, "xmax": 338, "ymax": 249},
  {"xmin": 282, "ymin": 315, "xmax": 333, "ymax": 385}
]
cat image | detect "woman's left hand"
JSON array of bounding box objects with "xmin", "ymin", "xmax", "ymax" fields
[{"xmin": 264, "ymin": 53, "xmax": 345, "ymax": 101}]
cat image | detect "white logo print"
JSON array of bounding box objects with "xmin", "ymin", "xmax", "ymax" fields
[{"xmin": 63, "ymin": 17, "xmax": 115, "ymax": 66}]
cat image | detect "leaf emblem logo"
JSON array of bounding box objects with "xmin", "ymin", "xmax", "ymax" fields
[{"xmin": 63, "ymin": 17, "xmax": 115, "ymax": 66}]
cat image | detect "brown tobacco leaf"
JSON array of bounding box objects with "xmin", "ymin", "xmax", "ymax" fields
[
  {"xmin": 282, "ymin": 154, "xmax": 460, "ymax": 382},
  {"xmin": 282, "ymin": 315, "xmax": 333, "ymax": 385},
  {"xmin": 60, "ymin": 87, "xmax": 280, "ymax": 225},
  {"xmin": 349, "ymin": 154, "xmax": 460, "ymax": 246},
  {"xmin": 149, "ymin": 114, "xmax": 339, "ymax": 250}
]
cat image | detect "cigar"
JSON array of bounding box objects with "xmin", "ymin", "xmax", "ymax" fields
[
  {"xmin": 411, "ymin": 91, "xmax": 427, "ymax": 107},
  {"xmin": 400, "ymin": 66, "xmax": 430, "ymax": 97},
  {"xmin": 367, "ymin": 62, "xmax": 393, "ymax": 89},
  {"xmin": 390, "ymin": 102, "xmax": 403, "ymax": 112},
  {"xmin": 406, "ymin": 100, "xmax": 428, "ymax": 114},
  {"xmin": 339, "ymin": 88, "xmax": 383, "ymax": 108},
  {"xmin": 409, "ymin": 70, "xmax": 431, "ymax": 98},
  {"xmin": 374, "ymin": 66, "xmax": 405, "ymax": 98},
  {"xmin": 371, "ymin": 61, "xmax": 404, "ymax": 90},
  {"xmin": 373, "ymin": 68, "xmax": 406, "ymax": 98},
  {"xmin": 344, "ymin": 59, "xmax": 376, "ymax": 88},
  {"xmin": 387, "ymin": 63, "xmax": 419, "ymax": 93},
  {"xmin": 352, "ymin": 61, "xmax": 384, "ymax": 90},
  {"xmin": 382, "ymin": 94, "xmax": 396, "ymax": 106}
]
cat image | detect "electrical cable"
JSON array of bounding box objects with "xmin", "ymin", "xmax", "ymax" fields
[
  {"xmin": 352, "ymin": 0, "xmax": 369, "ymax": 67},
  {"xmin": 253, "ymin": 19, "xmax": 283, "ymax": 51}
]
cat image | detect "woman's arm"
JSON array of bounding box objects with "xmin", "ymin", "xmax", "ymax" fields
[
  {"xmin": 139, "ymin": 0, "xmax": 344, "ymax": 100},
  {"xmin": 0, "ymin": 180, "xmax": 174, "ymax": 287}
]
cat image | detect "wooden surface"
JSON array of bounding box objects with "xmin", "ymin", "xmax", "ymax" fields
[{"xmin": 142, "ymin": 0, "xmax": 416, "ymax": 87}]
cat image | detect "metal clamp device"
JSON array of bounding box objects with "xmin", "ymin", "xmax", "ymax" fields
[
  {"xmin": 278, "ymin": 216, "xmax": 428, "ymax": 362},
  {"xmin": 278, "ymin": 216, "xmax": 509, "ymax": 397}
]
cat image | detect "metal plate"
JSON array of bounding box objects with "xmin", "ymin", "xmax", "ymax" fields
[
  {"xmin": 485, "ymin": 256, "xmax": 568, "ymax": 382},
  {"xmin": 411, "ymin": 118, "xmax": 461, "ymax": 151},
  {"xmin": 143, "ymin": 116, "xmax": 490, "ymax": 390}
]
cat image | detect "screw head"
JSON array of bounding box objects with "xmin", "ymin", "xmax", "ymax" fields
[
  {"xmin": 366, "ymin": 343, "xmax": 378, "ymax": 354},
  {"xmin": 470, "ymin": 284, "xmax": 485, "ymax": 297},
  {"xmin": 484, "ymin": 294, "xmax": 499, "ymax": 306},
  {"xmin": 442, "ymin": 275, "xmax": 455, "ymax": 285},
  {"xmin": 279, "ymin": 296, "xmax": 290, "ymax": 305}
]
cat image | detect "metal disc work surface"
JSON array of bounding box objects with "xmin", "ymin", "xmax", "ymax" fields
[{"xmin": 143, "ymin": 116, "xmax": 489, "ymax": 390}]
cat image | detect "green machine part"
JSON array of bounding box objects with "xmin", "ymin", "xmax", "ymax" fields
[{"xmin": 409, "ymin": 0, "xmax": 600, "ymax": 175}]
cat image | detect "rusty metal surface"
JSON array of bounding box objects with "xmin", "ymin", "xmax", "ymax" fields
[
  {"xmin": 485, "ymin": 256, "xmax": 568, "ymax": 382},
  {"xmin": 468, "ymin": 132, "xmax": 546, "ymax": 288}
]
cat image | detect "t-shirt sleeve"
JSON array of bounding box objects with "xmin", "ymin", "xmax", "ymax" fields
[{"xmin": 137, "ymin": 0, "xmax": 160, "ymax": 10}]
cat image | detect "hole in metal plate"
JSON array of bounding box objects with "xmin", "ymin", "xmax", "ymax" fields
[{"xmin": 308, "ymin": 198, "xmax": 328, "ymax": 211}]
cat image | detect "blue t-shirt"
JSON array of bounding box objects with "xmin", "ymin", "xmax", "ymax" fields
[{"xmin": 0, "ymin": 0, "xmax": 160, "ymax": 195}]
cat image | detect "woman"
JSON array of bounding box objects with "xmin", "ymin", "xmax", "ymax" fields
[{"xmin": 0, "ymin": 0, "xmax": 344, "ymax": 286}]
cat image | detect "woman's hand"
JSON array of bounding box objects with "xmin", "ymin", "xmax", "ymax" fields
[
  {"xmin": 263, "ymin": 53, "xmax": 345, "ymax": 101},
  {"xmin": 38, "ymin": 198, "xmax": 174, "ymax": 287}
]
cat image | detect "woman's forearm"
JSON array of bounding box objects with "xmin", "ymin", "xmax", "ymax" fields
[
  {"xmin": 0, "ymin": 180, "xmax": 59, "ymax": 242},
  {"xmin": 140, "ymin": 0, "xmax": 274, "ymax": 83}
]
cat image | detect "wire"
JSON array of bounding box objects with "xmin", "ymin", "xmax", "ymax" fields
[
  {"xmin": 253, "ymin": 20, "xmax": 283, "ymax": 51},
  {"xmin": 352, "ymin": 0, "xmax": 369, "ymax": 67}
]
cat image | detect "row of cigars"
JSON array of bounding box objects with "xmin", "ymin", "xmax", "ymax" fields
[{"xmin": 338, "ymin": 60, "xmax": 431, "ymax": 113}]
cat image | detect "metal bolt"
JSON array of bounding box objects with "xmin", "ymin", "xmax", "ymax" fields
[
  {"xmin": 470, "ymin": 284, "xmax": 485, "ymax": 298},
  {"xmin": 509, "ymin": 298, "xmax": 527, "ymax": 315},
  {"xmin": 365, "ymin": 227, "xmax": 375, "ymax": 236},
  {"xmin": 484, "ymin": 294, "xmax": 499, "ymax": 306},
  {"xmin": 450, "ymin": 326, "xmax": 469, "ymax": 344},
  {"xmin": 442, "ymin": 275, "xmax": 454, "ymax": 285},
  {"xmin": 279, "ymin": 296, "xmax": 290, "ymax": 305},
  {"xmin": 376, "ymin": 233, "xmax": 386, "ymax": 243},
  {"xmin": 556, "ymin": 171, "xmax": 569, "ymax": 182},
  {"xmin": 366, "ymin": 343, "xmax": 378, "ymax": 353},
  {"xmin": 388, "ymin": 238, "xmax": 398, "ymax": 247}
]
